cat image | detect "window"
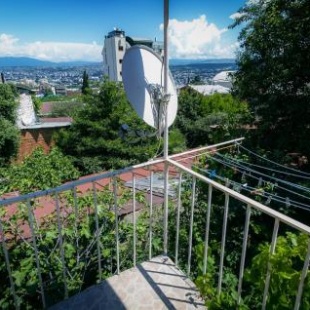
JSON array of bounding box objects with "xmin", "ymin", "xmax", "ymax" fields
[
  {"xmin": 119, "ymin": 46, "xmax": 124, "ymax": 51},
  {"xmin": 119, "ymin": 59, "xmax": 122, "ymax": 64}
]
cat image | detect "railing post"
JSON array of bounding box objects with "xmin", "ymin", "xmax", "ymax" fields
[
  {"xmin": 294, "ymin": 238, "xmax": 310, "ymax": 310},
  {"xmin": 149, "ymin": 170, "xmax": 154, "ymax": 261},
  {"xmin": 187, "ymin": 176, "xmax": 196, "ymax": 276},
  {"xmin": 237, "ymin": 204, "xmax": 252, "ymax": 305},
  {"xmin": 26, "ymin": 199, "xmax": 46, "ymax": 308},
  {"xmin": 0, "ymin": 218, "xmax": 19, "ymax": 309},
  {"xmin": 262, "ymin": 218, "xmax": 280, "ymax": 309},
  {"xmin": 132, "ymin": 173, "xmax": 137, "ymax": 266},
  {"xmin": 55, "ymin": 192, "xmax": 68, "ymax": 299},
  {"xmin": 163, "ymin": 161, "xmax": 169, "ymax": 255},
  {"xmin": 113, "ymin": 177, "xmax": 120, "ymax": 275},
  {"xmin": 218, "ymin": 191, "xmax": 230, "ymax": 295},
  {"xmin": 92, "ymin": 182, "xmax": 102, "ymax": 281},
  {"xmin": 175, "ymin": 172, "xmax": 182, "ymax": 266},
  {"xmin": 203, "ymin": 184, "xmax": 213, "ymax": 275}
]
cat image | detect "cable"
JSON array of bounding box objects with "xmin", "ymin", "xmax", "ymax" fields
[
  {"xmin": 212, "ymin": 153, "xmax": 310, "ymax": 194},
  {"xmin": 209, "ymin": 155, "xmax": 310, "ymax": 202},
  {"xmin": 194, "ymin": 165, "xmax": 310, "ymax": 212},
  {"xmin": 236, "ymin": 143, "xmax": 310, "ymax": 177},
  {"xmin": 216, "ymin": 152, "xmax": 310, "ymax": 180}
]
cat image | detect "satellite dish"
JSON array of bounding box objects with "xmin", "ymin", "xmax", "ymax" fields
[{"xmin": 122, "ymin": 45, "xmax": 178, "ymax": 133}]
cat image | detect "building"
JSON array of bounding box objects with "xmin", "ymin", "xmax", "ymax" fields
[{"xmin": 102, "ymin": 28, "xmax": 163, "ymax": 82}]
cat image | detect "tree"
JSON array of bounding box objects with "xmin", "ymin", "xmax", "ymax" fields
[
  {"xmin": 230, "ymin": 0, "xmax": 310, "ymax": 154},
  {"xmin": 56, "ymin": 79, "xmax": 159, "ymax": 174},
  {"xmin": 0, "ymin": 83, "xmax": 19, "ymax": 165},
  {"xmin": 175, "ymin": 87, "xmax": 250, "ymax": 148},
  {"xmin": 81, "ymin": 70, "xmax": 90, "ymax": 95},
  {"xmin": 0, "ymin": 147, "xmax": 80, "ymax": 194}
]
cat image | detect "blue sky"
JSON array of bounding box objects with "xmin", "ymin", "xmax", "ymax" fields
[{"xmin": 0, "ymin": 0, "xmax": 246, "ymax": 62}]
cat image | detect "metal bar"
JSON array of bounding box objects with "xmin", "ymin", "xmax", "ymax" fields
[
  {"xmin": 55, "ymin": 193, "xmax": 68, "ymax": 299},
  {"xmin": 26, "ymin": 199, "xmax": 46, "ymax": 308},
  {"xmin": 73, "ymin": 187, "xmax": 80, "ymax": 263},
  {"xmin": 203, "ymin": 184, "xmax": 213, "ymax": 274},
  {"xmin": 0, "ymin": 158, "xmax": 165, "ymax": 207},
  {"xmin": 187, "ymin": 176, "xmax": 196, "ymax": 276},
  {"xmin": 149, "ymin": 170, "xmax": 154, "ymax": 261},
  {"xmin": 92, "ymin": 182, "xmax": 102, "ymax": 280},
  {"xmin": 167, "ymin": 158, "xmax": 310, "ymax": 235},
  {"xmin": 163, "ymin": 162, "xmax": 169, "ymax": 255},
  {"xmin": 170, "ymin": 137, "xmax": 245, "ymax": 160},
  {"xmin": 262, "ymin": 218, "xmax": 280, "ymax": 310},
  {"xmin": 294, "ymin": 238, "xmax": 310, "ymax": 310},
  {"xmin": 218, "ymin": 191, "xmax": 230, "ymax": 295},
  {"xmin": 237, "ymin": 204, "xmax": 252, "ymax": 305},
  {"xmin": 133, "ymin": 173, "xmax": 137, "ymax": 266},
  {"xmin": 175, "ymin": 172, "xmax": 182, "ymax": 266},
  {"xmin": 0, "ymin": 218, "xmax": 19, "ymax": 309},
  {"xmin": 113, "ymin": 177, "xmax": 120, "ymax": 275}
]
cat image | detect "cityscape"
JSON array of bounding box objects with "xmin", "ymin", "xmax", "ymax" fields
[{"xmin": 0, "ymin": 60, "xmax": 236, "ymax": 95}]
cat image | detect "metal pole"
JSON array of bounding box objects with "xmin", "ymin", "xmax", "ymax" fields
[
  {"xmin": 163, "ymin": 0, "xmax": 169, "ymax": 159},
  {"xmin": 163, "ymin": 0, "xmax": 169, "ymax": 256}
]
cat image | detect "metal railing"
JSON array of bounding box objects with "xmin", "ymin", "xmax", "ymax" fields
[{"xmin": 0, "ymin": 138, "xmax": 309, "ymax": 309}]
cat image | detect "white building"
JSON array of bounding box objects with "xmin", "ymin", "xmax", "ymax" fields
[
  {"xmin": 102, "ymin": 28, "xmax": 163, "ymax": 82},
  {"xmin": 212, "ymin": 71, "xmax": 235, "ymax": 89}
]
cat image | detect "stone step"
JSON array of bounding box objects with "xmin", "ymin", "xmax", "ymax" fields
[{"xmin": 50, "ymin": 255, "xmax": 206, "ymax": 310}]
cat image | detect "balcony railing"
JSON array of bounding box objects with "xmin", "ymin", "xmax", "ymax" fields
[{"xmin": 0, "ymin": 138, "xmax": 309, "ymax": 309}]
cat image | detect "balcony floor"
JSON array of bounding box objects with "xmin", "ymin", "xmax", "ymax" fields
[{"xmin": 50, "ymin": 255, "xmax": 206, "ymax": 310}]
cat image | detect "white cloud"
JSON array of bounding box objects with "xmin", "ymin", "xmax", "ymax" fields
[
  {"xmin": 160, "ymin": 15, "xmax": 237, "ymax": 59},
  {"xmin": 0, "ymin": 33, "xmax": 102, "ymax": 62},
  {"xmin": 229, "ymin": 12, "xmax": 246, "ymax": 20}
]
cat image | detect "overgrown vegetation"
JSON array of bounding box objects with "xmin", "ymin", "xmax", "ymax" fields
[{"xmin": 0, "ymin": 83, "xmax": 19, "ymax": 165}]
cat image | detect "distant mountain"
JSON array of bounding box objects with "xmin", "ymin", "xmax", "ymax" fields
[
  {"xmin": 0, "ymin": 57, "xmax": 100, "ymax": 67},
  {"xmin": 170, "ymin": 58, "xmax": 236, "ymax": 66}
]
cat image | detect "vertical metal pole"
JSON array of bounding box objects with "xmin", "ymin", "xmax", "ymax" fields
[
  {"xmin": 113, "ymin": 177, "xmax": 120, "ymax": 275},
  {"xmin": 187, "ymin": 176, "xmax": 196, "ymax": 276},
  {"xmin": 163, "ymin": 0, "xmax": 169, "ymax": 160},
  {"xmin": 175, "ymin": 172, "xmax": 182, "ymax": 266},
  {"xmin": 237, "ymin": 204, "xmax": 252, "ymax": 305},
  {"xmin": 26, "ymin": 200, "xmax": 46, "ymax": 308},
  {"xmin": 55, "ymin": 193, "xmax": 68, "ymax": 299},
  {"xmin": 73, "ymin": 187, "xmax": 80, "ymax": 263},
  {"xmin": 163, "ymin": 0, "xmax": 170, "ymax": 258},
  {"xmin": 294, "ymin": 238, "xmax": 310, "ymax": 310},
  {"xmin": 163, "ymin": 162, "xmax": 169, "ymax": 255},
  {"xmin": 92, "ymin": 182, "xmax": 102, "ymax": 281},
  {"xmin": 149, "ymin": 171, "xmax": 154, "ymax": 261},
  {"xmin": 203, "ymin": 184, "xmax": 213, "ymax": 275},
  {"xmin": 0, "ymin": 219, "xmax": 19, "ymax": 309},
  {"xmin": 262, "ymin": 218, "xmax": 280, "ymax": 310},
  {"xmin": 133, "ymin": 173, "xmax": 137, "ymax": 266},
  {"xmin": 218, "ymin": 192, "xmax": 230, "ymax": 295}
]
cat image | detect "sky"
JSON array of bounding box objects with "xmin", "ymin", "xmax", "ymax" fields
[{"xmin": 0, "ymin": 0, "xmax": 247, "ymax": 62}]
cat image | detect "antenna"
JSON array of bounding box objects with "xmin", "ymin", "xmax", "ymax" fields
[{"xmin": 122, "ymin": 45, "xmax": 178, "ymax": 136}]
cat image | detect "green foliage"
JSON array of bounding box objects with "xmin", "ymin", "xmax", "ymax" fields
[
  {"xmin": 168, "ymin": 128, "xmax": 187, "ymax": 154},
  {"xmin": 0, "ymin": 83, "xmax": 19, "ymax": 165},
  {"xmin": 0, "ymin": 119, "xmax": 20, "ymax": 166},
  {"xmin": 175, "ymin": 88, "xmax": 251, "ymax": 148},
  {"xmin": 56, "ymin": 79, "xmax": 158, "ymax": 174},
  {"xmin": 231, "ymin": 0, "xmax": 310, "ymax": 153},
  {"xmin": 0, "ymin": 179, "xmax": 166, "ymax": 308},
  {"xmin": 244, "ymin": 232, "xmax": 310, "ymax": 309},
  {"xmin": 31, "ymin": 95, "xmax": 42, "ymax": 115},
  {"xmin": 48, "ymin": 101, "xmax": 84, "ymax": 117},
  {"xmin": 81, "ymin": 70, "xmax": 90, "ymax": 96},
  {"xmin": 0, "ymin": 147, "xmax": 80, "ymax": 194}
]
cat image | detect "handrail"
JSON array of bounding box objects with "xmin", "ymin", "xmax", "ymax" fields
[{"xmin": 167, "ymin": 158, "xmax": 310, "ymax": 235}]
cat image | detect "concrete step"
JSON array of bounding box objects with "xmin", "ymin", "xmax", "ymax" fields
[{"xmin": 50, "ymin": 255, "xmax": 206, "ymax": 310}]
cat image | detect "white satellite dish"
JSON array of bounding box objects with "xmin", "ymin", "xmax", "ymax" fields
[{"xmin": 122, "ymin": 45, "xmax": 178, "ymax": 133}]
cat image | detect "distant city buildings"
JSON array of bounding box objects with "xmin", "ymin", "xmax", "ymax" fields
[{"xmin": 102, "ymin": 28, "xmax": 163, "ymax": 82}]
